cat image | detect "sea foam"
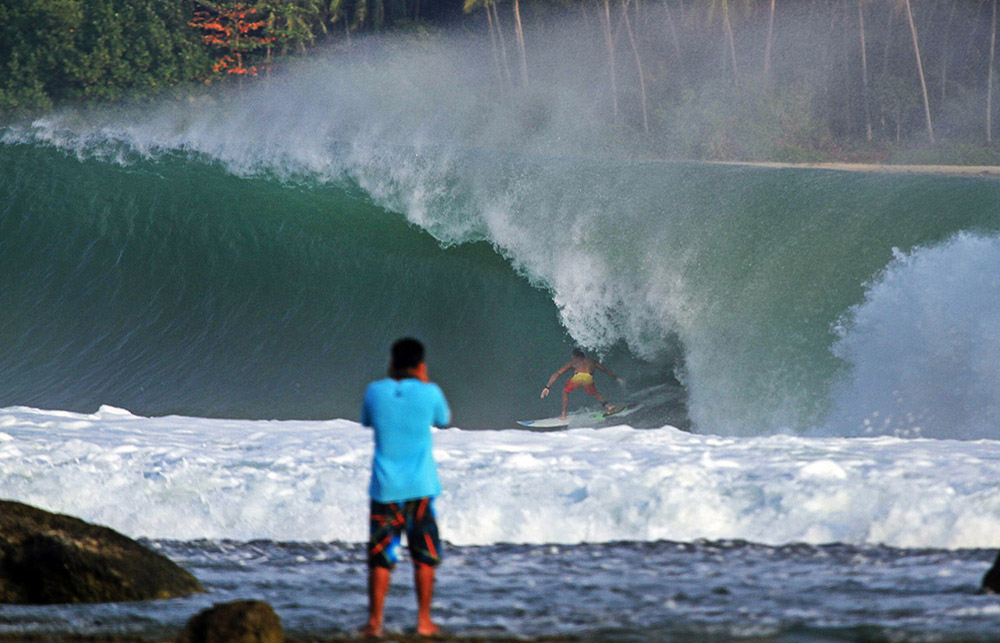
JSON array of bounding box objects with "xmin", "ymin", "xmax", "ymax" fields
[{"xmin": 0, "ymin": 406, "xmax": 997, "ymax": 549}]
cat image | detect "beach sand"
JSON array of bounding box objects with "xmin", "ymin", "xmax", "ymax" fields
[{"xmin": 708, "ymin": 160, "xmax": 1000, "ymax": 178}]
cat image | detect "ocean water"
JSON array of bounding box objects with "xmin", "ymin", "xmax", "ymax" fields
[
  {"xmin": 1, "ymin": 27, "xmax": 1000, "ymax": 641},
  {"xmin": 0, "ymin": 407, "xmax": 998, "ymax": 641}
]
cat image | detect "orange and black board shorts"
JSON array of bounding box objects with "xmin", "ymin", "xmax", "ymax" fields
[{"xmin": 368, "ymin": 498, "xmax": 442, "ymax": 569}]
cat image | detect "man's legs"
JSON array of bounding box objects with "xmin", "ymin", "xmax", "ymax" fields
[
  {"xmin": 414, "ymin": 562, "xmax": 439, "ymax": 635},
  {"xmin": 586, "ymin": 386, "xmax": 614, "ymax": 412},
  {"xmin": 561, "ymin": 390, "xmax": 570, "ymax": 419},
  {"xmin": 362, "ymin": 566, "xmax": 391, "ymax": 637}
]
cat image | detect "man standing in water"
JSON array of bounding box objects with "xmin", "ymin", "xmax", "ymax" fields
[
  {"xmin": 541, "ymin": 348, "xmax": 623, "ymax": 420},
  {"xmin": 360, "ymin": 338, "xmax": 450, "ymax": 637}
]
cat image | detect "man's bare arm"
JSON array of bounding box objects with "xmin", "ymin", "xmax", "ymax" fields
[
  {"xmin": 596, "ymin": 361, "xmax": 616, "ymax": 379},
  {"xmin": 541, "ymin": 362, "xmax": 572, "ymax": 398},
  {"xmin": 596, "ymin": 361, "xmax": 624, "ymax": 384}
]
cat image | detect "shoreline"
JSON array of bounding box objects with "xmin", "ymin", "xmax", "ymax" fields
[{"xmin": 705, "ymin": 160, "xmax": 1000, "ymax": 177}]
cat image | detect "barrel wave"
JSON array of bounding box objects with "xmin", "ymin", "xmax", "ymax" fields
[
  {"xmin": 3, "ymin": 34, "xmax": 1000, "ymax": 437},
  {"xmin": 0, "ymin": 143, "xmax": 583, "ymax": 428}
]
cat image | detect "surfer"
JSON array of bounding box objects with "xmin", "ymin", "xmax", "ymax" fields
[
  {"xmin": 541, "ymin": 348, "xmax": 624, "ymax": 420},
  {"xmin": 359, "ymin": 338, "xmax": 451, "ymax": 638}
]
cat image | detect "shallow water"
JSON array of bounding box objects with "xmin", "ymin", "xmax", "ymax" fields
[{"xmin": 1, "ymin": 540, "xmax": 996, "ymax": 641}]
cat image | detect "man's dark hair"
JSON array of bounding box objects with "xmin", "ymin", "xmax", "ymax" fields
[
  {"xmin": 391, "ymin": 337, "xmax": 425, "ymax": 370},
  {"xmin": 572, "ymin": 348, "xmax": 585, "ymax": 358}
]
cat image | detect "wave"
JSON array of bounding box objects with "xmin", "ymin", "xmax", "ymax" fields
[{"xmin": 3, "ymin": 29, "xmax": 1000, "ymax": 436}]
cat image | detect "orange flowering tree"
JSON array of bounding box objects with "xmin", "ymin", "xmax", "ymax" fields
[{"xmin": 190, "ymin": 2, "xmax": 275, "ymax": 79}]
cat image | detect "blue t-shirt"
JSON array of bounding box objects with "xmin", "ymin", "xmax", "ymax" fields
[{"xmin": 360, "ymin": 377, "xmax": 451, "ymax": 503}]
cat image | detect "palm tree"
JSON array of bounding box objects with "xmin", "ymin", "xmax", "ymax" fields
[
  {"xmin": 621, "ymin": 0, "xmax": 649, "ymax": 132},
  {"xmin": 858, "ymin": 0, "xmax": 872, "ymax": 141},
  {"xmin": 469, "ymin": 0, "xmax": 528, "ymax": 88},
  {"xmin": 465, "ymin": 0, "xmax": 514, "ymax": 87},
  {"xmin": 763, "ymin": 0, "xmax": 775, "ymax": 77},
  {"xmin": 601, "ymin": 0, "xmax": 620, "ymax": 122},
  {"xmin": 896, "ymin": 0, "xmax": 935, "ymax": 145},
  {"xmin": 988, "ymin": 0, "xmax": 997, "ymax": 142},
  {"xmin": 662, "ymin": 0, "xmax": 683, "ymax": 63},
  {"xmin": 939, "ymin": 0, "xmax": 957, "ymax": 101},
  {"xmin": 511, "ymin": 0, "xmax": 529, "ymax": 87},
  {"xmin": 700, "ymin": 0, "xmax": 751, "ymax": 86}
]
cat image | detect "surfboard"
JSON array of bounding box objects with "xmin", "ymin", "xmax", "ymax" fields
[
  {"xmin": 515, "ymin": 416, "xmax": 571, "ymax": 429},
  {"xmin": 516, "ymin": 403, "xmax": 642, "ymax": 429}
]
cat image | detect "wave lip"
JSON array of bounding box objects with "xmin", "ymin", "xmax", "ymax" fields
[{"xmin": 0, "ymin": 406, "xmax": 997, "ymax": 549}]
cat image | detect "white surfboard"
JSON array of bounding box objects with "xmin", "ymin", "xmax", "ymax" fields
[
  {"xmin": 515, "ymin": 416, "xmax": 571, "ymax": 429},
  {"xmin": 517, "ymin": 404, "xmax": 643, "ymax": 429}
]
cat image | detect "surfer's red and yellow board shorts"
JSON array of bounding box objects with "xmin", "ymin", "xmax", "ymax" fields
[
  {"xmin": 564, "ymin": 372, "xmax": 597, "ymax": 395},
  {"xmin": 368, "ymin": 498, "xmax": 442, "ymax": 569}
]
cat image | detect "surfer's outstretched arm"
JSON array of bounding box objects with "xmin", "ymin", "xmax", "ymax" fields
[
  {"xmin": 596, "ymin": 361, "xmax": 625, "ymax": 386},
  {"xmin": 541, "ymin": 362, "xmax": 572, "ymax": 398}
]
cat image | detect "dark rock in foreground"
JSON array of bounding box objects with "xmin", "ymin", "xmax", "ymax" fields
[
  {"xmin": 983, "ymin": 551, "xmax": 1000, "ymax": 594},
  {"xmin": 0, "ymin": 499, "xmax": 203, "ymax": 604},
  {"xmin": 178, "ymin": 600, "xmax": 284, "ymax": 643}
]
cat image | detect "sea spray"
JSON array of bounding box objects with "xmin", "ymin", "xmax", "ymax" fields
[
  {"xmin": 828, "ymin": 232, "xmax": 1000, "ymax": 439},
  {"xmin": 4, "ymin": 29, "xmax": 1000, "ymax": 436}
]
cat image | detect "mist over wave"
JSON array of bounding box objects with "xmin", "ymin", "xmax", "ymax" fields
[
  {"xmin": 4, "ymin": 20, "xmax": 1000, "ymax": 437},
  {"xmin": 829, "ymin": 233, "xmax": 1000, "ymax": 439}
]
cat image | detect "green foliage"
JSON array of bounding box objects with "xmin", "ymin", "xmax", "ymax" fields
[
  {"xmin": 0, "ymin": 0, "xmax": 211, "ymax": 115},
  {"xmin": 0, "ymin": 0, "xmax": 457, "ymax": 116},
  {"xmin": 2, "ymin": 0, "xmax": 998, "ymax": 166},
  {"xmin": 871, "ymin": 72, "xmax": 920, "ymax": 142}
]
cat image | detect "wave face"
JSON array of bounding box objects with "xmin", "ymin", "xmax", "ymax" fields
[
  {"xmin": 0, "ymin": 143, "xmax": 587, "ymax": 428},
  {"xmin": 3, "ymin": 29, "xmax": 1000, "ymax": 436}
]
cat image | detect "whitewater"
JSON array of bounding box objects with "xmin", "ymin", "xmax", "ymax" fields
[
  {"xmin": 2, "ymin": 15, "xmax": 1000, "ymax": 641},
  {"xmin": 0, "ymin": 406, "xmax": 999, "ymax": 640},
  {"xmin": 1, "ymin": 406, "xmax": 998, "ymax": 549}
]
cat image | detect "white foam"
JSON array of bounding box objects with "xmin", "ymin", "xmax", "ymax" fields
[
  {"xmin": 829, "ymin": 232, "xmax": 1000, "ymax": 439},
  {"xmin": 0, "ymin": 406, "xmax": 997, "ymax": 548}
]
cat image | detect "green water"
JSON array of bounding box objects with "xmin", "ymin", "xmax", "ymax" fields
[
  {"xmin": 3, "ymin": 133, "xmax": 999, "ymax": 433},
  {"xmin": 0, "ymin": 143, "xmax": 631, "ymax": 427}
]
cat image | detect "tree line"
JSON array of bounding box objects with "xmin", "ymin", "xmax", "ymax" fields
[
  {"xmin": 0, "ymin": 0, "xmax": 464, "ymax": 113},
  {"xmin": 2, "ymin": 0, "xmax": 999, "ymax": 162},
  {"xmin": 478, "ymin": 0, "xmax": 1000, "ymax": 160}
]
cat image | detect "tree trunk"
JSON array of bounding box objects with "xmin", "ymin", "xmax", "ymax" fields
[
  {"xmin": 723, "ymin": 2, "xmax": 739, "ymax": 86},
  {"xmin": 491, "ymin": 2, "xmax": 514, "ymax": 86},
  {"xmin": 484, "ymin": 3, "xmax": 504, "ymax": 85},
  {"xmin": 602, "ymin": 0, "xmax": 620, "ymax": 123},
  {"xmin": 940, "ymin": 0, "xmax": 957, "ymax": 100},
  {"xmin": 989, "ymin": 0, "xmax": 997, "ymax": 142},
  {"xmin": 858, "ymin": 0, "xmax": 872, "ymax": 141},
  {"xmin": 512, "ymin": 0, "xmax": 529, "ymax": 88},
  {"xmin": 903, "ymin": 0, "xmax": 935, "ymax": 145},
  {"xmin": 882, "ymin": 4, "xmax": 894, "ymax": 76},
  {"xmin": 764, "ymin": 0, "xmax": 776, "ymax": 77},
  {"xmin": 662, "ymin": 0, "xmax": 682, "ymax": 63},
  {"xmin": 622, "ymin": 0, "xmax": 649, "ymax": 132}
]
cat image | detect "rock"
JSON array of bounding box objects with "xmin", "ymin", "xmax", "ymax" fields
[
  {"xmin": 983, "ymin": 551, "xmax": 1000, "ymax": 594},
  {"xmin": 0, "ymin": 500, "xmax": 203, "ymax": 604},
  {"xmin": 177, "ymin": 600, "xmax": 284, "ymax": 643}
]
